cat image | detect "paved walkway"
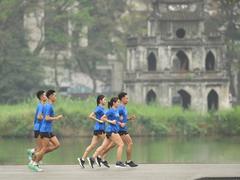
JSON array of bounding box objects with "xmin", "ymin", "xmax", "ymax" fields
[{"xmin": 0, "ymin": 164, "xmax": 240, "ymax": 180}]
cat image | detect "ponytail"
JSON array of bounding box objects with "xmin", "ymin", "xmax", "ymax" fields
[
  {"xmin": 108, "ymin": 97, "xmax": 118, "ymax": 109},
  {"xmin": 97, "ymin": 95, "xmax": 105, "ymax": 105}
]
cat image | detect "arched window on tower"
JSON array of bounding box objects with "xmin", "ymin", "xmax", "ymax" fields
[
  {"xmin": 207, "ymin": 89, "xmax": 219, "ymax": 111},
  {"xmin": 146, "ymin": 89, "xmax": 157, "ymax": 104},
  {"xmin": 147, "ymin": 52, "xmax": 157, "ymax": 71},
  {"xmin": 205, "ymin": 51, "xmax": 215, "ymax": 71},
  {"xmin": 173, "ymin": 51, "xmax": 189, "ymax": 72},
  {"xmin": 178, "ymin": 90, "xmax": 191, "ymax": 109}
]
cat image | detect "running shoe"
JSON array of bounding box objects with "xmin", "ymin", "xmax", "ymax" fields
[
  {"xmin": 96, "ymin": 156, "xmax": 102, "ymax": 167},
  {"xmin": 115, "ymin": 161, "xmax": 126, "ymax": 168},
  {"xmin": 31, "ymin": 164, "xmax": 43, "ymax": 172},
  {"xmin": 125, "ymin": 161, "xmax": 138, "ymax": 167},
  {"xmin": 77, "ymin": 157, "xmax": 85, "ymax": 168},
  {"xmin": 87, "ymin": 157, "xmax": 95, "ymax": 168},
  {"xmin": 101, "ymin": 160, "xmax": 110, "ymax": 168},
  {"xmin": 28, "ymin": 162, "xmax": 43, "ymax": 172}
]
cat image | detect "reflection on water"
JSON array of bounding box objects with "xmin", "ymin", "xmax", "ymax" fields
[{"xmin": 0, "ymin": 136, "xmax": 240, "ymax": 165}]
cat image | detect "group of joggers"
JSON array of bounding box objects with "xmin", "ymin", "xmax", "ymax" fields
[{"xmin": 27, "ymin": 89, "xmax": 138, "ymax": 172}]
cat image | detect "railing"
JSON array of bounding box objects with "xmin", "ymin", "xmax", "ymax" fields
[
  {"xmin": 124, "ymin": 70, "xmax": 228, "ymax": 81},
  {"xmin": 127, "ymin": 36, "xmax": 157, "ymax": 46},
  {"xmin": 127, "ymin": 36, "xmax": 223, "ymax": 46}
]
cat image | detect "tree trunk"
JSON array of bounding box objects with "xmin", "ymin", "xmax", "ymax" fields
[{"xmin": 53, "ymin": 52, "xmax": 60, "ymax": 87}]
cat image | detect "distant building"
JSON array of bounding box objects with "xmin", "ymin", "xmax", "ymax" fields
[
  {"xmin": 23, "ymin": 0, "xmax": 110, "ymax": 94},
  {"xmin": 124, "ymin": 0, "xmax": 231, "ymax": 111}
]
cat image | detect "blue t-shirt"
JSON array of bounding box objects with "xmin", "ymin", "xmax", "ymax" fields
[
  {"xmin": 94, "ymin": 105, "xmax": 106, "ymax": 131},
  {"xmin": 33, "ymin": 102, "xmax": 45, "ymax": 131},
  {"xmin": 105, "ymin": 108, "xmax": 120, "ymax": 133},
  {"xmin": 118, "ymin": 104, "xmax": 128, "ymax": 132},
  {"xmin": 40, "ymin": 103, "xmax": 55, "ymax": 133}
]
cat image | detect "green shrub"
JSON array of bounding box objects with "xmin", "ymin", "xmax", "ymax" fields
[{"xmin": 0, "ymin": 97, "xmax": 239, "ymax": 137}]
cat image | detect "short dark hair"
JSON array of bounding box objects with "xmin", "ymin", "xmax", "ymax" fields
[
  {"xmin": 36, "ymin": 90, "xmax": 45, "ymax": 100},
  {"xmin": 118, "ymin": 92, "xmax": 127, "ymax": 100},
  {"xmin": 108, "ymin": 97, "xmax": 119, "ymax": 109},
  {"xmin": 46, "ymin": 89, "xmax": 55, "ymax": 98},
  {"xmin": 97, "ymin": 95, "xmax": 105, "ymax": 105}
]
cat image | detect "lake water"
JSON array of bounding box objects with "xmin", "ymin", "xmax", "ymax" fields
[{"xmin": 0, "ymin": 136, "xmax": 240, "ymax": 165}]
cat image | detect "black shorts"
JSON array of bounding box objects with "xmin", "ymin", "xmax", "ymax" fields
[
  {"xmin": 34, "ymin": 130, "xmax": 40, "ymax": 138},
  {"xmin": 93, "ymin": 130, "xmax": 105, "ymax": 136},
  {"xmin": 106, "ymin": 132, "xmax": 117, "ymax": 139},
  {"xmin": 118, "ymin": 131, "xmax": 128, "ymax": 136},
  {"xmin": 40, "ymin": 132, "xmax": 55, "ymax": 139}
]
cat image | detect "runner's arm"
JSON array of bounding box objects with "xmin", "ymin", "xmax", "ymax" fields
[
  {"xmin": 128, "ymin": 115, "xmax": 136, "ymax": 121},
  {"xmin": 45, "ymin": 115, "xmax": 63, "ymax": 121},
  {"xmin": 89, "ymin": 112, "xmax": 104, "ymax": 123},
  {"xmin": 118, "ymin": 122, "xmax": 126, "ymax": 127},
  {"xmin": 101, "ymin": 115, "xmax": 116, "ymax": 125},
  {"xmin": 88, "ymin": 112, "xmax": 96, "ymax": 120},
  {"xmin": 37, "ymin": 114, "xmax": 43, "ymax": 120}
]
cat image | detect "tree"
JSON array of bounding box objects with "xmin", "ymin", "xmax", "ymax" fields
[
  {"xmin": 72, "ymin": 0, "xmax": 149, "ymax": 93},
  {"xmin": 0, "ymin": 0, "xmax": 151, "ymax": 100},
  {"xmin": 0, "ymin": 0, "xmax": 43, "ymax": 103},
  {"xmin": 24, "ymin": 0, "xmax": 94, "ymax": 89}
]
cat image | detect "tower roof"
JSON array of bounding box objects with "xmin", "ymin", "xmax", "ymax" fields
[
  {"xmin": 150, "ymin": 0, "xmax": 204, "ymax": 21},
  {"xmin": 153, "ymin": 11, "xmax": 203, "ymax": 21},
  {"xmin": 155, "ymin": 0, "xmax": 201, "ymax": 3}
]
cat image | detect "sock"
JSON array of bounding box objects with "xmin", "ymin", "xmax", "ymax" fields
[
  {"xmin": 81, "ymin": 158, "xmax": 85, "ymax": 161},
  {"xmin": 127, "ymin": 160, "xmax": 131, "ymax": 163}
]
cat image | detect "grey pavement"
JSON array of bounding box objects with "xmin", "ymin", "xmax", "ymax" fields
[{"xmin": 0, "ymin": 164, "xmax": 240, "ymax": 180}]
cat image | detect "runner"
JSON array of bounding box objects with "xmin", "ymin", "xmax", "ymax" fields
[
  {"xmin": 117, "ymin": 92, "xmax": 138, "ymax": 167},
  {"xmin": 88, "ymin": 97, "xmax": 125, "ymax": 168},
  {"xmin": 97, "ymin": 92, "xmax": 138, "ymax": 167},
  {"xmin": 33, "ymin": 89, "xmax": 63, "ymax": 172},
  {"xmin": 77, "ymin": 95, "xmax": 109, "ymax": 168},
  {"xmin": 27, "ymin": 90, "xmax": 47, "ymax": 165}
]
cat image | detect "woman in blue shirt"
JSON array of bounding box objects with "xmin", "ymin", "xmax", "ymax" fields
[
  {"xmin": 77, "ymin": 95, "xmax": 107, "ymax": 168},
  {"xmin": 88, "ymin": 97, "xmax": 126, "ymax": 168}
]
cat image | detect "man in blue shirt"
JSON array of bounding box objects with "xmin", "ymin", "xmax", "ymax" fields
[
  {"xmin": 117, "ymin": 92, "xmax": 138, "ymax": 167},
  {"xmin": 27, "ymin": 90, "xmax": 47, "ymax": 162},
  {"xmin": 32, "ymin": 89, "xmax": 63, "ymax": 172}
]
